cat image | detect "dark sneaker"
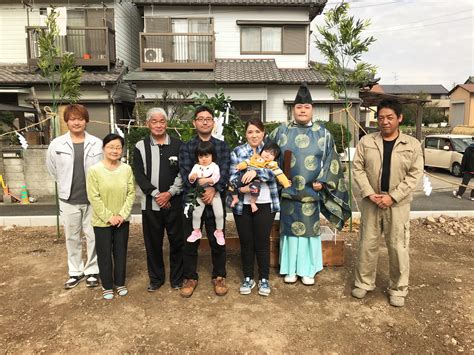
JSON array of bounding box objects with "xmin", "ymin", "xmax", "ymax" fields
[
  {"xmin": 85, "ymin": 274, "xmax": 99, "ymax": 288},
  {"xmin": 258, "ymin": 279, "xmax": 271, "ymax": 296},
  {"xmin": 147, "ymin": 283, "xmax": 163, "ymax": 292},
  {"xmin": 239, "ymin": 277, "xmax": 255, "ymax": 295},
  {"xmin": 64, "ymin": 275, "xmax": 84, "ymax": 289},
  {"xmin": 180, "ymin": 279, "xmax": 198, "ymax": 298},
  {"xmin": 212, "ymin": 276, "xmax": 228, "ymax": 296}
]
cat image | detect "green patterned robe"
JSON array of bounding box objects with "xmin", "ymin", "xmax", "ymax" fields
[{"xmin": 269, "ymin": 121, "xmax": 351, "ymax": 237}]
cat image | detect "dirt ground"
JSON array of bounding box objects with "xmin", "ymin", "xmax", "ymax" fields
[{"xmin": 0, "ymin": 217, "xmax": 473, "ymax": 354}]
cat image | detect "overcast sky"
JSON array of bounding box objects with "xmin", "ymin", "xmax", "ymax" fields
[{"xmin": 310, "ymin": 0, "xmax": 474, "ymax": 90}]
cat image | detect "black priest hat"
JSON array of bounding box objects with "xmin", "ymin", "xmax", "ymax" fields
[{"xmin": 294, "ymin": 82, "xmax": 313, "ymax": 105}]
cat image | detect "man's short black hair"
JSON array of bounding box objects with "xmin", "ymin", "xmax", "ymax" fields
[
  {"xmin": 194, "ymin": 105, "xmax": 214, "ymax": 118},
  {"xmin": 377, "ymin": 99, "xmax": 403, "ymax": 117},
  {"xmin": 261, "ymin": 142, "xmax": 281, "ymax": 159}
]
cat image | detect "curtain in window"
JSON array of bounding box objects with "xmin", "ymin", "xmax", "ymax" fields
[
  {"xmin": 262, "ymin": 27, "xmax": 281, "ymax": 52},
  {"xmin": 189, "ymin": 18, "xmax": 211, "ymax": 63},
  {"xmin": 172, "ymin": 19, "xmax": 188, "ymax": 62},
  {"xmin": 242, "ymin": 27, "xmax": 260, "ymax": 52}
]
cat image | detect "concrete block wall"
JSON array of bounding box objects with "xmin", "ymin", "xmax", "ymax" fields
[
  {"xmin": 3, "ymin": 153, "xmax": 25, "ymax": 197},
  {"xmin": 23, "ymin": 146, "xmax": 55, "ymax": 198},
  {"xmin": 2, "ymin": 145, "xmax": 55, "ymax": 198}
]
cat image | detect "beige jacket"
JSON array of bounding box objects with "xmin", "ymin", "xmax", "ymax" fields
[{"xmin": 353, "ymin": 131, "xmax": 424, "ymax": 206}]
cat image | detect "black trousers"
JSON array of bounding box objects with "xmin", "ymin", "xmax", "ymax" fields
[
  {"xmin": 234, "ymin": 203, "xmax": 275, "ymax": 280},
  {"xmin": 183, "ymin": 196, "xmax": 226, "ymax": 280},
  {"xmin": 94, "ymin": 223, "xmax": 129, "ymax": 290},
  {"xmin": 456, "ymin": 172, "xmax": 474, "ymax": 198},
  {"xmin": 142, "ymin": 208, "xmax": 184, "ymax": 287}
]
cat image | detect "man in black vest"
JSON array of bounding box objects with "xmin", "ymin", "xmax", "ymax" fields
[{"xmin": 133, "ymin": 107, "xmax": 184, "ymax": 291}]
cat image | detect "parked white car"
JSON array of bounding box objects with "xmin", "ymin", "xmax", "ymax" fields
[{"xmin": 423, "ymin": 134, "xmax": 473, "ymax": 176}]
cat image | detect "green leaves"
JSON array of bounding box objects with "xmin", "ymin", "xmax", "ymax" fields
[
  {"xmin": 59, "ymin": 53, "xmax": 83, "ymax": 104},
  {"xmin": 314, "ymin": 2, "xmax": 377, "ymax": 97},
  {"xmin": 36, "ymin": 6, "xmax": 82, "ymax": 109}
]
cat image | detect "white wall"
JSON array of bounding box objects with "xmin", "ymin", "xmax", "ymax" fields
[
  {"xmin": 136, "ymin": 83, "xmax": 336, "ymax": 123},
  {"xmin": 143, "ymin": 6, "xmax": 310, "ymax": 68},
  {"xmin": 266, "ymin": 84, "xmax": 334, "ymax": 122},
  {"xmin": 0, "ymin": 5, "xmax": 36, "ymax": 63}
]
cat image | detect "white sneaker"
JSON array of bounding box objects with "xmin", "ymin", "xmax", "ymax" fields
[
  {"xmin": 452, "ymin": 191, "xmax": 461, "ymax": 199},
  {"xmin": 284, "ymin": 274, "xmax": 297, "ymax": 283},
  {"xmin": 301, "ymin": 276, "xmax": 315, "ymax": 285}
]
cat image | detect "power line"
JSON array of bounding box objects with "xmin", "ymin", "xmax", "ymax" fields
[
  {"xmin": 367, "ymin": 15, "xmax": 473, "ymax": 33},
  {"xmin": 367, "ymin": 9, "xmax": 472, "ymax": 32}
]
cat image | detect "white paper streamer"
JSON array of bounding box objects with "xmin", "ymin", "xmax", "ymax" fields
[
  {"xmin": 16, "ymin": 132, "xmax": 28, "ymax": 150},
  {"xmin": 212, "ymin": 111, "xmax": 225, "ymax": 141},
  {"xmin": 114, "ymin": 124, "xmax": 124, "ymax": 138},
  {"xmin": 422, "ymin": 174, "xmax": 432, "ymax": 196}
]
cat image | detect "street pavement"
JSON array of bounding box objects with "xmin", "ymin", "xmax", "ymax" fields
[{"xmin": 0, "ymin": 170, "xmax": 472, "ymax": 217}]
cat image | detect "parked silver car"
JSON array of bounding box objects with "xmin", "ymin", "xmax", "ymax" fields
[{"xmin": 423, "ymin": 134, "xmax": 473, "ymax": 176}]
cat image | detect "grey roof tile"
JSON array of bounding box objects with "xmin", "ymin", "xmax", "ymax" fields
[
  {"xmin": 0, "ymin": 65, "xmax": 126, "ymax": 85},
  {"xmin": 124, "ymin": 59, "xmax": 328, "ymax": 85},
  {"xmin": 280, "ymin": 68, "xmax": 326, "ymax": 84},
  {"xmin": 133, "ymin": 0, "xmax": 325, "ymax": 5},
  {"xmin": 381, "ymin": 84, "xmax": 449, "ymax": 95},
  {"xmin": 215, "ymin": 59, "xmax": 282, "ymax": 83}
]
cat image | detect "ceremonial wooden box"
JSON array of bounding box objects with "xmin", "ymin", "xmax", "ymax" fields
[{"xmin": 269, "ymin": 222, "xmax": 345, "ymax": 267}]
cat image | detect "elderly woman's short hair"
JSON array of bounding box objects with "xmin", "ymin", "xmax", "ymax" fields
[{"xmin": 146, "ymin": 107, "xmax": 168, "ymax": 122}]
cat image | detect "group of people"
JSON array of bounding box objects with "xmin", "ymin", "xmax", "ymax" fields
[{"xmin": 46, "ymin": 83, "xmax": 424, "ymax": 307}]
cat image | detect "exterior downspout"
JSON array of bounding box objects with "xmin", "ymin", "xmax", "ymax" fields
[{"xmin": 101, "ymin": 81, "xmax": 119, "ymax": 134}]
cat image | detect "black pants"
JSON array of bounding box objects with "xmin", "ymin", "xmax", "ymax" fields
[
  {"xmin": 182, "ymin": 196, "xmax": 226, "ymax": 280},
  {"xmin": 234, "ymin": 203, "xmax": 275, "ymax": 280},
  {"xmin": 456, "ymin": 172, "xmax": 474, "ymax": 198},
  {"xmin": 142, "ymin": 208, "xmax": 183, "ymax": 287},
  {"xmin": 94, "ymin": 223, "xmax": 129, "ymax": 290}
]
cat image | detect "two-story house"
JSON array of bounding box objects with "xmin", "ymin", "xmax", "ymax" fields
[
  {"xmin": 124, "ymin": 0, "xmax": 362, "ymax": 127},
  {"xmin": 0, "ymin": 0, "xmax": 141, "ymax": 139},
  {"xmin": 0, "ymin": 0, "xmax": 141, "ymax": 198}
]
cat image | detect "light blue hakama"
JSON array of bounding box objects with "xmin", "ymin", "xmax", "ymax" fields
[{"xmin": 279, "ymin": 235, "xmax": 323, "ymax": 277}]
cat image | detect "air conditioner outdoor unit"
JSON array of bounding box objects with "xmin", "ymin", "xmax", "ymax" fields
[{"xmin": 144, "ymin": 48, "xmax": 163, "ymax": 63}]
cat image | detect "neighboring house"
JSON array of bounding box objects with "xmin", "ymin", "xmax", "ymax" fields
[
  {"xmin": 0, "ymin": 0, "xmax": 141, "ymax": 198},
  {"xmin": 0, "ymin": 0, "xmax": 141, "ymax": 139},
  {"xmin": 448, "ymin": 84, "xmax": 474, "ymax": 127},
  {"xmin": 124, "ymin": 0, "xmax": 362, "ymax": 129},
  {"xmin": 464, "ymin": 76, "xmax": 474, "ymax": 84},
  {"xmin": 381, "ymin": 84, "xmax": 449, "ymax": 116}
]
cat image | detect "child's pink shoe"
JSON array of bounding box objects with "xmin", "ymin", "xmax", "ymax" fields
[
  {"xmin": 214, "ymin": 230, "xmax": 225, "ymax": 246},
  {"xmin": 187, "ymin": 230, "xmax": 202, "ymax": 243}
]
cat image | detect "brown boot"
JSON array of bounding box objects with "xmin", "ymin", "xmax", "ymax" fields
[
  {"xmin": 180, "ymin": 279, "xmax": 198, "ymax": 298},
  {"xmin": 212, "ymin": 276, "xmax": 228, "ymax": 296}
]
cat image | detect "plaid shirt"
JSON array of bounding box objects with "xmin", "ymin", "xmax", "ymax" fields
[
  {"xmin": 179, "ymin": 136, "xmax": 230, "ymax": 200},
  {"xmin": 228, "ymin": 142, "xmax": 280, "ymax": 215}
]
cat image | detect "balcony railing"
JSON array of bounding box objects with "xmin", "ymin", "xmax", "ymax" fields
[
  {"xmin": 140, "ymin": 32, "xmax": 215, "ymax": 69},
  {"xmin": 26, "ymin": 26, "xmax": 116, "ymax": 70}
]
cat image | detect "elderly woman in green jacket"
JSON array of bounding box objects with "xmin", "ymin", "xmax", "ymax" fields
[{"xmin": 86, "ymin": 133, "xmax": 135, "ymax": 300}]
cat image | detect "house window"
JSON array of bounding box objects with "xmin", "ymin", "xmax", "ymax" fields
[
  {"xmin": 241, "ymin": 25, "xmax": 306, "ymax": 54},
  {"xmin": 430, "ymin": 94, "xmax": 441, "ymax": 100},
  {"xmin": 233, "ymin": 101, "xmax": 263, "ymax": 121},
  {"xmin": 143, "ymin": 17, "xmax": 213, "ymax": 64}
]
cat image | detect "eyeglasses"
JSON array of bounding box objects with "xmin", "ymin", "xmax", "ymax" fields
[
  {"xmin": 105, "ymin": 146, "xmax": 123, "ymax": 151},
  {"xmin": 195, "ymin": 117, "xmax": 213, "ymax": 123}
]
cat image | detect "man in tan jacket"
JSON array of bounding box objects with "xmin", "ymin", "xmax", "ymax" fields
[{"xmin": 351, "ymin": 99, "xmax": 423, "ymax": 307}]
